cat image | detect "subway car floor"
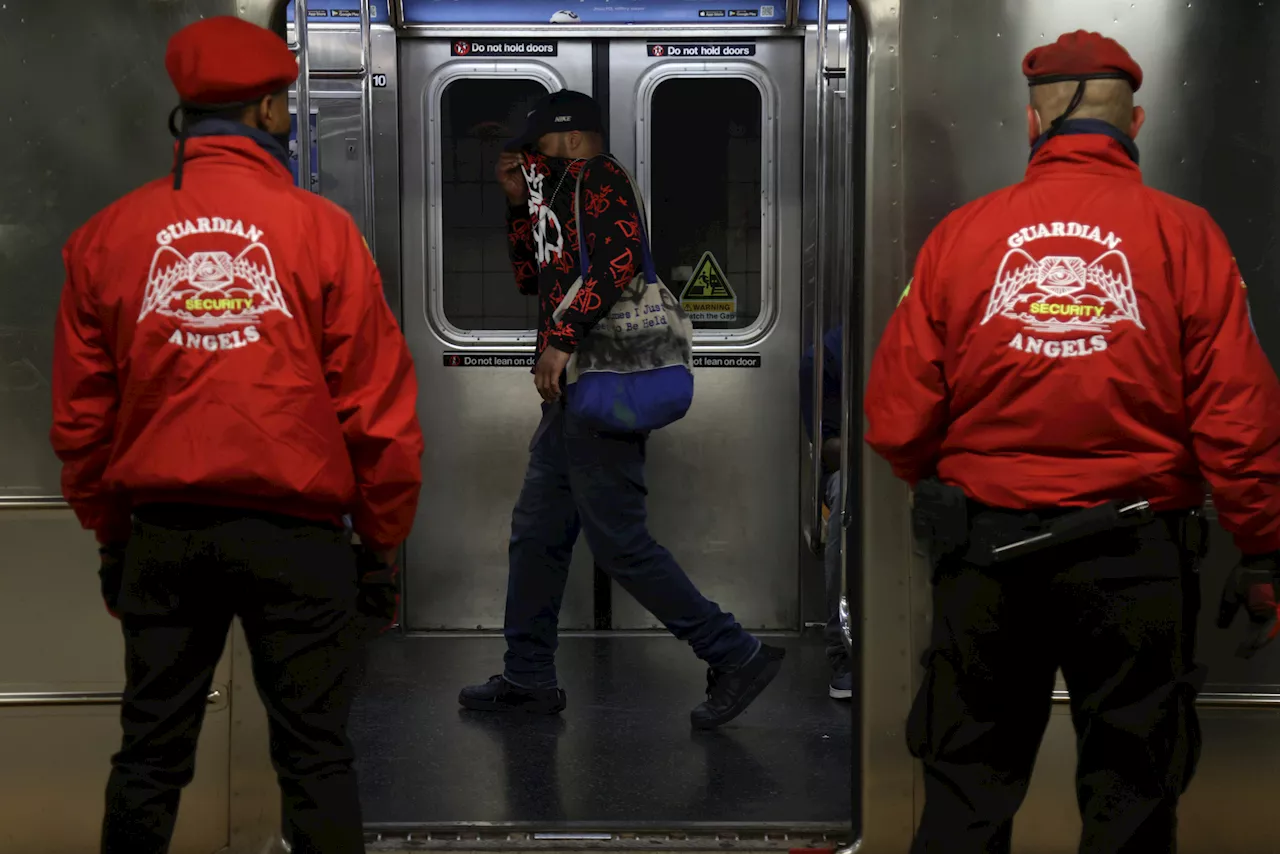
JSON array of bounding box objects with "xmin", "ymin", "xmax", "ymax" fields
[{"xmin": 348, "ymin": 633, "xmax": 853, "ymax": 828}]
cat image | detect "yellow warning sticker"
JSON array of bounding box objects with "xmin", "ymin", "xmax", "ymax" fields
[{"xmin": 679, "ymin": 251, "xmax": 737, "ymax": 322}]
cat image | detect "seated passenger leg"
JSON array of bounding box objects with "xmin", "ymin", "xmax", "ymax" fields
[
  {"xmin": 823, "ymin": 471, "xmax": 852, "ymax": 699},
  {"xmin": 562, "ymin": 410, "xmax": 783, "ymax": 728},
  {"xmin": 101, "ymin": 523, "xmax": 235, "ymax": 854},
  {"xmin": 1058, "ymin": 525, "xmax": 1204, "ymax": 854},
  {"xmin": 909, "ymin": 558, "xmax": 1057, "ymax": 854},
  {"xmin": 463, "ymin": 405, "xmax": 578, "ymax": 713}
]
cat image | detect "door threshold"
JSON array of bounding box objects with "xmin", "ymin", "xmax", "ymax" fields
[
  {"xmin": 363, "ymin": 823, "xmax": 850, "ymax": 851},
  {"xmin": 398, "ymin": 630, "xmax": 810, "ymax": 640}
]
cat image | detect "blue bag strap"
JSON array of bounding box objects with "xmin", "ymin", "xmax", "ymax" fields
[{"xmin": 573, "ymin": 154, "xmax": 659, "ymax": 285}]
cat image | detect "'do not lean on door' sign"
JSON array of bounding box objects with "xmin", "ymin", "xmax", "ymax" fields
[{"xmin": 441, "ymin": 352, "xmax": 761, "ymax": 368}]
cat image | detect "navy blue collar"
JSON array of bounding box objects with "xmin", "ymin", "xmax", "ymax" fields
[
  {"xmin": 1030, "ymin": 118, "xmax": 1139, "ymax": 165},
  {"xmin": 187, "ymin": 118, "xmax": 291, "ymax": 173}
]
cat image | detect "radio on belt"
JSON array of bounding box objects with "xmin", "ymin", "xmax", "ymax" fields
[{"xmin": 989, "ymin": 499, "xmax": 1154, "ymax": 563}]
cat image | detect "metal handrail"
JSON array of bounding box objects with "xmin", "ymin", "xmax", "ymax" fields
[
  {"xmin": 837, "ymin": 0, "xmax": 868, "ymax": 655},
  {"xmin": 806, "ymin": 1, "xmax": 834, "ymax": 555},
  {"xmin": 295, "ymin": 0, "xmax": 312, "ymax": 193},
  {"xmin": 307, "ymin": 69, "xmax": 370, "ymax": 79},
  {"xmin": 1051, "ymin": 689, "xmax": 1280, "ymax": 709},
  {"xmin": 836, "ymin": 5, "xmax": 871, "ymax": 851},
  {"xmin": 358, "ymin": 0, "xmax": 377, "ymax": 249},
  {"xmin": 0, "ymin": 496, "xmax": 68, "ymax": 510},
  {"xmin": 0, "ymin": 689, "xmax": 222, "ymax": 707}
]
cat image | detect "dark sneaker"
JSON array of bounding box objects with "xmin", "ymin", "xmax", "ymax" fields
[
  {"xmin": 459, "ymin": 675, "xmax": 566, "ymax": 714},
  {"xmin": 691, "ymin": 643, "xmax": 786, "ymax": 729},
  {"xmin": 828, "ymin": 668, "xmax": 853, "ymax": 700}
]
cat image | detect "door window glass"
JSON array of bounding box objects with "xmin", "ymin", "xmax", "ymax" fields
[
  {"xmin": 649, "ymin": 78, "xmax": 763, "ymax": 330},
  {"xmin": 438, "ymin": 78, "xmax": 548, "ymax": 331}
]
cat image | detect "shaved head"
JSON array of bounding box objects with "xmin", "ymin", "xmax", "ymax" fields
[{"xmin": 1030, "ymin": 78, "xmax": 1136, "ymax": 134}]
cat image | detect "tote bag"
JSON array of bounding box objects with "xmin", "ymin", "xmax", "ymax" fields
[{"xmin": 552, "ymin": 155, "xmax": 695, "ymax": 433}]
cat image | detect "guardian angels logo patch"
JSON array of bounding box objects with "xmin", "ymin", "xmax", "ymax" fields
[
  {"xmin": 981, "ymin": 221, "xmax": 1143, "ymax": 360},
  {"xmin": 141, "ymin": 218, "xmax": 291, "ymax": 352}
]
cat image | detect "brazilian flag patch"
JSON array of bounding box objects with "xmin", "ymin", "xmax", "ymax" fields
[{"xmin": 897, "ymin": 278, "xmax": 912, "ymax": 307}]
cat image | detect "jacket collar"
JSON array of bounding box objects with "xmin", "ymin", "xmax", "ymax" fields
[
  {"xmin": 171, "ymin": 130, "xmax": 294, "ymax": 184},
  {"xmin": 1026, "ymin": 120, "xmax": 1143, "ymax": 181}
]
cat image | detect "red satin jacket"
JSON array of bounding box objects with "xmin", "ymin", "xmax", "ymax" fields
[
  {"xmin": 865, "ymin": 131, "xmax": 1280, "ymax": 555},
  {"xmin": 51, "ymin": 134, "xmax": 424, "ymax": 549}
]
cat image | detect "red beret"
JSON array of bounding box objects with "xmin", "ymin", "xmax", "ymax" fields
[
  {"xmin": 165, "ymin": 16, "xmax": 298, "ymax": 107},
  {"xmin": 1022, "ymin": 30, "xmax": 1142, "ymax": 93}
]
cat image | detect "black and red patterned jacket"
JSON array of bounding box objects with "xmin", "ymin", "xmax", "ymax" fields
[{"xmin": 505, "ymin": 153, "xmax": 643, "ymax": 357}]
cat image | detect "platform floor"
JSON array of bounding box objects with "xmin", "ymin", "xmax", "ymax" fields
[{"xmin": 348, "ymin": 633, "xmax": 853, "ymax": 828}]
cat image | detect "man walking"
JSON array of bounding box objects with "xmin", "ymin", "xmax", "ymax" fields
[{"xmin": 459, "ymin": 90, "xmax": 783, "ymax": 729}]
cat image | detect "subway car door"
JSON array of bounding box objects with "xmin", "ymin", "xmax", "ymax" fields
[
  {"xmin": 606, "ymin": 36, "xmax": 805, "ymax": 629},
  {"xmin": 399, "ymin": 33, "xmax": 598, "ymax": 630}
]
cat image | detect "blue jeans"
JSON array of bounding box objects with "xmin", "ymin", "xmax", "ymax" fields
[
  {"xmin": 502, "ymin": 403, "xmax": 760, "ymax": 688},
  {"xmin": 824, "ymin": 472, "xmax": 850, "ymax": 671}
]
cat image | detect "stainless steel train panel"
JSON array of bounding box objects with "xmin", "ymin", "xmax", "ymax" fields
[
  {"xmin": 369, "ymin": 27, "xmax": 404, "ymax": 322},
  {"xmin": 291, "ymin": 92, "xmax": 371, "ymax": 230},
  {"xmin": 399, "ymin": 38, "xmax": 597, "ymax": 630},
  {"xmin": 0, "ymin": 0, "xmax": 234, "ymax": 499},
  {"xmin": 1016, "ymin": 705, "xmax": 1280, "ymax": 854},
  {"xmin": 0, "ymin": 509, "xmax": 235, "ymax": 853},
  {"xmin": 298, "ymin": 23, "xmax": 405, "ymax": 320},
  {"xmin": 606, "ymin": 38, "xmax": 804, "ymax": 630},
  {"xmin": 849, "ymin": 1, "xmax": 920, "ymax": 850},
  {"xmin": 285, "ymin": 24, "xmax": 400, "ymax": 310},
  {"xmin": 0, "ymin": 702, "xmax": 231, "ymax": 854}
]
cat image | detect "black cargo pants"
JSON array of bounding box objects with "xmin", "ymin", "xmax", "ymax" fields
[
  {"xmin": 101, "ymin": 505, "xmax": 368, "ymax": 854},
  {"xmin": 908, "ymin": 507, "xmax": 1205, "ymax": 854}
]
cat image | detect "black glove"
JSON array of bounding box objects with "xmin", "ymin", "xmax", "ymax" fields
[
  {"xmin": 355, "ymin": 545, "xmax": 400, "ymax": 635},
  {"xmin": 98, "ymin": 543, "xmax": 126, "ymax": 620},
  {"xmin": 1217, "ymin": 552, "xmax": 1280, "ymax": 659}
]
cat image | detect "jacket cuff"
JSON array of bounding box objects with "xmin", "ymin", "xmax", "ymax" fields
[
  {"xmin": 1237, "ymin": 536, "xmax": 1280, "ymax": 558},
  {"xmin": 95, "ymin": 514, "xmax": 133, "ymax": 548}
]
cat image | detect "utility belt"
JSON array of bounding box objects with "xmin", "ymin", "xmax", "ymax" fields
[
  {"xmin": 132, "ymin": 502, "xmax": 343, "ymax": 534},
  {"xmin": 911, "ymin": 478, "xmax": 1208, "ymax": 569}
]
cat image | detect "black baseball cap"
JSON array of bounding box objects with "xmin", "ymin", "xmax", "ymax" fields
[{"xmin": 504, "ymin": 89, "xmax": 605, "ymax": 152}]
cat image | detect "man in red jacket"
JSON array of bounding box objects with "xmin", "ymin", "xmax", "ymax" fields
[
  {"xmin": 49, "ymin": 17, "xmax": 423, "ymax": 854},
  {"xmin": 865, "ymin": 31, "xmax": 1280, "ymax": 854}
]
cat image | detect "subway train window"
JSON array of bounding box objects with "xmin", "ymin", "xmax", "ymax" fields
[
  {"xmin": 649, "ymin": 77, "xmax": 764, "ymax": 330},
  {"xmin": 437, "ymin": 78, "xmax": 548, "ymax": 332}
]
